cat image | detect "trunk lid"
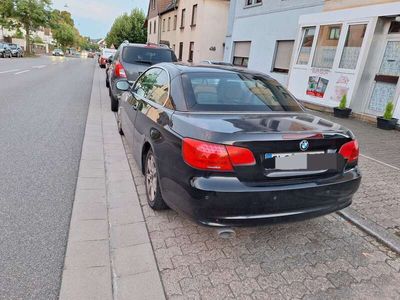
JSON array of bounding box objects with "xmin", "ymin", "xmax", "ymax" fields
[{"xmin": 172, "ymin": 112, "xmax": 353, "ymax": 182}]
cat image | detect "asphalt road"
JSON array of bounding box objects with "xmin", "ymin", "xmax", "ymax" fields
[{"xmin": 0, "ymin": 55, "xmax": 95, "ymax": 299}]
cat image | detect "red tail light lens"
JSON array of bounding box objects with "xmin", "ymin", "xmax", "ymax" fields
[
  {"xmin": 339, "ymin": 140, "xmax": 359, "ymax": 163},
  {"xmin": 182, "ymin": 138, "xmax": 256, "ymax": 171},
  {"xmin": 226, "ymin": 145, "xmax": 256, "ymax": 166},
  {"xmin": 115, "ymin": 61, "xmax": 127, "ymax": 78}
]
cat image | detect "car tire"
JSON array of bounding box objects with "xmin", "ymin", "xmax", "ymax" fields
[
  {"xmin": 110, "ymin": 92, "xmax": 118, "ymax": 112},
  {"xmin": 145, "ymin": 149, "xmax": 168, "ymax": 210}
]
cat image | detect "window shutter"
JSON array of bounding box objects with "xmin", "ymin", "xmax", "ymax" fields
[
  {"xmin": 274, "ymin": 41, "xmax": 294, "ymax": 70},
  {"xmin": 234, "ymin": 42, "xmax": 251, "ymax": 58}
]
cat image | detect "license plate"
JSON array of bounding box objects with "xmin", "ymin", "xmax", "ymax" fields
[{"xmin": 264, "ymin": 152, "xmax": 337, "ymax": 171}]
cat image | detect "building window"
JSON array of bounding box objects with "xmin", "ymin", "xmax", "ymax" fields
[
  {"xmin": 312, "ymin": 24, "xmax": 342, "ymax": 69},
  {"xmin": 296, "ymin": 26, "xmax": 315, "ymax": 65},
  {"xmin": 168, "ymin": 17, "xmax": 171, "ymax": 31},
  {"xmin": 339, "ymin": 24, "xmax": 367, "ymax": 70},
  {"xmin": 173, "ymin": 15, "xmax": 177, "ymax": 30},
  {"xmin": 191, "ymin": 5, "xmax": 197, "ymax": 27},
  {"xmin": 180, "ymin": 9, "xmax": 186, "ymax": 29},
  {"xmin": 245, "ymin": 0, "xmax": 262, "ymax": 6},
  {"xmin": 154, "ymin": 20, "xmax": 156, "ymax": 34},
  {"xmin": 172, "ymin": 44, "xmax": 175, "ymax": 52},
  {"xmin": 272, "ymin": 40, "xmax": 294, "ymax": 73},
  {"xmin": 179, "ymin": 42, "xmax": 183, "ymax": 61},
  {"xmin": 152, "ymin": 0, "xmax": 155, "ymax": 10},
  {"xmin": 188, "ymin": 42, "xmax": 194, "ymax": 62},
  {"xmin": 233, "ymin": 41, "xmax": 251, "ymax": 67},
  {"xmin": 162, "ymin": 19, "xmax": 166, "ymax": 32},
  {"xmin": 149, "ymin": 22, "xmax": 152, "ymax": 34}
]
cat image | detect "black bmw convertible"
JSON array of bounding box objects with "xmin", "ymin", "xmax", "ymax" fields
[{"xmin": 115, "ymin": 63, "xmax": 361, "ymax": 227}]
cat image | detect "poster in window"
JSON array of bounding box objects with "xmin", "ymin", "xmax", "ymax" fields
[{"xmin": 306, "ymin": 76, "xmax": 329, "ymax": 98}]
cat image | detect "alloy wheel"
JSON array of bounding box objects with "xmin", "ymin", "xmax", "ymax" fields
[{"xmin": 146, "ymin": 153, "xmax": 158, "ymax": 202}]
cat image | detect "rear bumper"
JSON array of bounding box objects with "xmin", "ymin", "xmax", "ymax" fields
[{"xmin": 162, "ymin": 168, "xmax": 361, "ymax": 227}]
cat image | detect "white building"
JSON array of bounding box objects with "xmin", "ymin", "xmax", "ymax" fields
[
  {"xmin": 287, "ymin": 1, "xmax": 400, "ymax": 121},
  {"xmin": 224, "ymin": 0, "xmax": 324, "ymax": 86}
]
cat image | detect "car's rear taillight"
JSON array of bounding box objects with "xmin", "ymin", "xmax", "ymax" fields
[
  {"xmin": 339, "ymin": 140, "xmax": 359, "ymax": 163},
  {"xmin": 182, "ymin": 138, "xmax": 256, "ymax": 171},
  {"xmin": 115, "ymin": 61, "xmax": 127, "ymax": 78}
]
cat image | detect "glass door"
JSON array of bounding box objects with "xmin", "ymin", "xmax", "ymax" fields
[{"xmin": 367, "ymin": 40, "xmax": 400, "ymax": 114}]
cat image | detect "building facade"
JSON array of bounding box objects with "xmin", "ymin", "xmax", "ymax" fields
[
  {"xmin": 0, "ymin": 25, "xmax": 54, "ymax": 53},
  {"xmin": 146, "ymin": 0, "xmax": 230, "ymax": 64},
  {"xmin": 223, "ymin": 0, "xmax": 325, "ymax": 86},
  {"xmin": 287, "ymin": 1, "xmax": 400, "ymax": 121}
]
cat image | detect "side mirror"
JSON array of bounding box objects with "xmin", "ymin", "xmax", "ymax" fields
[{"xmin": 116, "ymin": 80, "xmax": 131, "ymax": 91}]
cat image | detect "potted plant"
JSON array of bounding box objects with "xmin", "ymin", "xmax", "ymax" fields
[
  {"xmin": 377, "ymin": 102, "xmax": 398, "ymax": 130},
  {"xmin": 334, "ymin": 94, "xmax": 352, "ymax": 118}
]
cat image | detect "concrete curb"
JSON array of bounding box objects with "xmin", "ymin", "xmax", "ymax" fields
[
  {"xmin": 59, "ymin": 66, "xmax": 165, "ymax": 300},
  {"xmin": 338, "ymin": 208, "xmax": 400, "ymax": 254}
]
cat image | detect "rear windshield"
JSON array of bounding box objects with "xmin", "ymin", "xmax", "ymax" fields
[
  {"xmin": 122, "ymin": 46, "xmax": 177, "ymax": 65},
  {"xmin": 182, "ymin": 72, "xmax": 303, "ymax": 112}
]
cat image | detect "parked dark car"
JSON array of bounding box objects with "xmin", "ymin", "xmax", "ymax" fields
[
  {"xmin": 115, "ymin": 64, "xmax": 361, "ymax": 227},
  {"xmin": 8, "ymin": 43, "xmax": 24, "ymax": 57},
  {"xmin": 108, "ymin": 42, "xmax": 177, "ymax": 111},
  {"xmin": 0, "ymin": 43, "xmax": 12, "ymax": 58}
]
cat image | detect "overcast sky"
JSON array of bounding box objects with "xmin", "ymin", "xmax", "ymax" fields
[{"xmin": 52, "ymin": 0, "xmax": 149, "ymax": 39}]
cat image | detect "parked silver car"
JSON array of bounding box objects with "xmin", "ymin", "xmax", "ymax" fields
[{"xmin": 107, "ymin": 42, "xmax": 177, "ymax": 111}]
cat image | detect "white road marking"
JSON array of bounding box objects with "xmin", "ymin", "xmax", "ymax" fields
[
  {"xmin": 15, "ymin": 70, "xmax": 30, "ymax": 75},
  {"xmin": 32, "ymin": 65, "xmax": 46, "ymax": 69},
  {"xmin": 0, "ymin": 69, "xmax": 20, "ymax": 74},
  {"xmin": 360, "ymin": 154, "xmax": 400, "ymax": 171}
]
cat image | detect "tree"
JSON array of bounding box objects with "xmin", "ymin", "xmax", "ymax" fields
[
  {"xmin": 52, "ymin": 22, "xmax": 75, "ymax": 49},
  {"xmin": 0, "ymin": 0, "xmax": 15, "ymax": 36},
  {"xmin": 105, "ymin": 8, "xmax": 147, "ymax": 48},
  {"xmin": 13, "ymin": 0, "xmax": 52, "ymax": 55}
]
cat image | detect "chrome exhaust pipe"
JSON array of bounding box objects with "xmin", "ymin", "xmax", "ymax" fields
[{"xmin": 216, "ymin": 227, "xmax": 236, "ymax": 239}]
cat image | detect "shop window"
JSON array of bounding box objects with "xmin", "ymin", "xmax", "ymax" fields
[
  {"xmin": 233, "ymin": 41, "xmax": 251, "ymax": 67},
  {"xmin": 312, "ymin": 24, "xmax": 342, "ymax": 69},
  {"xmin": 296, "ymin": 27, "xmax": 316, "ymax": 65},
  {"xmin": 272, "ymin": 40, "xmax": 294, "ymax": 73},
  {"xmin": 188, "ymin": 42, "xmax": 194, "ymax": 62},
  {"xmin": 339, "ymin": 24, "xmax": 367, "ymax": 70}
]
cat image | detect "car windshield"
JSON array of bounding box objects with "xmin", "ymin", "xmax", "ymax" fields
[
  {"xmin": 122, "ymin": 46, "xmax": 177, "ymax": 65},
  {"xmin": 182, "ymin": 72, "xmax": 303, "ymax": 112},
  {"xmin": 55, "ymin": 49, "xmax": 62, "ymax": 52},
  {"xmin": 9, "ymin": 44, "xmax": 17, "ymax": 49}
]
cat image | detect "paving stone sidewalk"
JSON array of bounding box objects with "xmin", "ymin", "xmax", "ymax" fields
[
  {"xmin": 312, "ymin": 111, "xmax": 400, "ymax": 239},
  {"xmin": 125, "ymin": 143, "xmax": 400, "ymax": 299},
  {"xmin": 59, "ymin": 67, "xmax": 165, "ymax": 300}
]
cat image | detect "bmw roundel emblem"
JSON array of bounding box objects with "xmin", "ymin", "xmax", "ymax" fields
[{"xmin": 299, "ymin": 140, "xmax": 309, "ymax": 151}]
